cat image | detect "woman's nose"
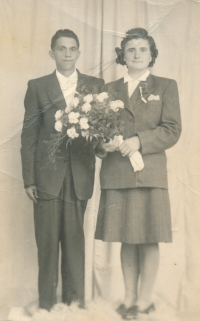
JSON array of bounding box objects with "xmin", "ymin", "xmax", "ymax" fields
[{"xmin": 134, "ymin": 49, "xmax": 140, "ymax": 58}]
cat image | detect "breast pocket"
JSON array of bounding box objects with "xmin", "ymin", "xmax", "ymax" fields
[{"xmin": 145, "ymin": 101, "xmax": 162, "ymax": 125}]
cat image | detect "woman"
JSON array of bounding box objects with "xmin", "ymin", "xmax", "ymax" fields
[{"xmin": 95, "ymin": 28, "xmax": 181, "ymax": 320}]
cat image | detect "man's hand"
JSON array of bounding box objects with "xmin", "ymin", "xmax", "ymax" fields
[
  {"xmin": 119, "ymin": 136, "xmax": 141, "ymax": 157},
  {"xmin": 26, "ymin": 185, "xmax": 38, "ymax": 203}
]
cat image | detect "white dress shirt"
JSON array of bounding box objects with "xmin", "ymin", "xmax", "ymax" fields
[
  {"xmin": 124, "ymin": 69, "xmax": 150, "ymax": 97},
  {"xmin": 56, "ymin": 69, "xmax": 78, "ymax": 108}
]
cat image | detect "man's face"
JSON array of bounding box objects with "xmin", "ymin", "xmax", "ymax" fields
[{"xmin": 49, "ymin": 37, "xmax": 80, "ymax": 74}]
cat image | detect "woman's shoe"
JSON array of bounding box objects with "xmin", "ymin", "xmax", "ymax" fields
[
  {"xmin": 138, "ymin": 303, "xmax": 155, "ymax": 314},
  {"xmin": 116, "ymin": 304, "xmax": 128, "ymax": 317},
  {"xmin": 123, "ymin": 305, "xmax": 138, "ymax": 320}
]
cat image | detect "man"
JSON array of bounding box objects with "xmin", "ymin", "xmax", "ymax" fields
[{"xmin": 21, "ymin": 29, "xmax": 104, "ymax": 311}]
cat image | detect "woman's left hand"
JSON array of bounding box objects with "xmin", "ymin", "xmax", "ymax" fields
[{"xmin": 119, "ymin": 136, "xmax": 141, "ymax": 157}]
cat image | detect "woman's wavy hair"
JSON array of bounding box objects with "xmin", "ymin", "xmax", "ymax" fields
[{"xmin": 115, "ymin": 28, "xmax": 158, "ymax": 67}]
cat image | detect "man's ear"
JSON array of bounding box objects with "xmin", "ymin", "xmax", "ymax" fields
[{"xmin": 49, "ymin": 50, "xmax": 55, "ymax": 60}]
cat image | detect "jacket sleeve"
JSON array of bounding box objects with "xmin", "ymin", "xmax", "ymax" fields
[
  {"xmin": 137, "ymin": 80, "xmax": 182, "ymax": 155},
  {"xmin": 21, "ymin": 80, "xmax": 42, "ymax": 187}
]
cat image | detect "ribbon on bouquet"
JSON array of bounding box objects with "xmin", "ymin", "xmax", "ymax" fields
[{"xmin": 113, "ymin": 135, "xmax": 144, "ymax": 172}]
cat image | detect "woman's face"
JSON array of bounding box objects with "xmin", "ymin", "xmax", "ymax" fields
[{"xmin": 123, "ymin": 38, "xmax": 152, "ymax": 72}]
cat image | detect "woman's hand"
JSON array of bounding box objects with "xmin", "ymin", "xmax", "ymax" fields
[
  {"xmin": 119, "ymin": 136, "xmax": 141, "ymax": 157},
  {"xmin": 102, "ymin": 136, "xmax": 119, "ymax": 152}
]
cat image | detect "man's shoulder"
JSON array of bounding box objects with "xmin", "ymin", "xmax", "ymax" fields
[
  {"xmin": 78, "ymin": 71, "xmax": 104, "ymax": 84},
  {"xmin": 77, "ymin": 71, "xmax": 104, "ymax": 94},
  {"xmin": 28, "ymin": 72, "xmax": 55, "ymax": 86}
]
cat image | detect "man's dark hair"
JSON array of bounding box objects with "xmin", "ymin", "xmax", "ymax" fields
[
  {"xmin": 51, "ymin": 29, "xmax": 80, "ymax": 50},
  {"xmin": 115, "ymin": 28, "xmax": 158, "ymax": 67}
]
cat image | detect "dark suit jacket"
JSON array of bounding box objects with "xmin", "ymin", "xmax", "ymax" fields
[
  {"xmin": 100, "ymin": 74, "xmax": 181, "ymax": 189},
  {"xmin": 21, "ymin": 70, "xmax": 104, "ymax": 200}
]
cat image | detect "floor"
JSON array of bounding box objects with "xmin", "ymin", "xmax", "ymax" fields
[{"xmin": 7, "ymin": 299, "xmax": 200, "ymax": 321}]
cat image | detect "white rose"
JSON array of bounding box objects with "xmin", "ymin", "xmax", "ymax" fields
[
  {"xmin": 55, "ymin": 110, "xmax": 63, "ymax": 121},
  {"xmin": 110, "ymin": 100, "xmax": 124, "ymax": 112},
  {"xmin": 80, "ymin": 117, "xmax": 89, "ymax": 130},
  {"xmin": 67, "ymin": 126, "xmax": 79, "ymax": 139},
  {"xmin": 83, "ymin": 94, "xmax": 93, "ymax": 103},
  {"xmin": 68, "ymin": 112, "xmax": 80, "ymax": 124},
  {"xmin": 71, "ymin": 97, "xmax": 79, "ymax": 108},
  {"xmin": 82, "ymin": 103, "xmax": 91, "ymax": 113},
  {"xmin": 96, "ymin": 92, "xmax": 109, "ymax": 102},
  {"xmin": 101, "ymin": 92, "xmax": 109, "ymax": 99},
  {"xmin": 110, "ymin": 101, "xmax": 118, "ymax": 112},
  {"xmin": 55, "ymin": 120, "xmax": 63, "ymax": 132},
  {"xmin": 116, "ymin": 100, "xmax": 124, "ymax": 108}
]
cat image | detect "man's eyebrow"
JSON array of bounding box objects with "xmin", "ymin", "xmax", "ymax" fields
[{"xmin": 58, "ymin": 45, "xmax": 77, "ymax": 49}]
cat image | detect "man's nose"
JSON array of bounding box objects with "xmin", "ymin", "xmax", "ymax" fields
[{"xmin": 64, "ymin": 48, "xmax": 71, "ymax": 56}]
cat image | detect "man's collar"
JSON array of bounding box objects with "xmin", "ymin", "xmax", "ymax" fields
[
  {"xmin": 124, "ymin": 69, "xmax": 150, "ymax": 83},
  {"xmin": 56, "ymin": 69, "xmax": 78, "ymax": 84}
]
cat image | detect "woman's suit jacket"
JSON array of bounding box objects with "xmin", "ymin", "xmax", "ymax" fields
[{"xmin": 100, "ymin": 73, "xmax": 181, "ymax": 190}]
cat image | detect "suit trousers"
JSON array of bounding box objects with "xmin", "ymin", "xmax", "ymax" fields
[{"xmin": 33, "ymin": 157, "xmax": 87, "ymax": 310}]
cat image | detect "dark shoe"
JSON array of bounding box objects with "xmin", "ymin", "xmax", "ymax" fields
[
  {"xmin": 138, "ymin": 303, "xmax": 155, "ymax": 314},
  {"xmin": 116, "ymin": 304, "xmax": 127, "ymax": 317},
  {"xmin": 78, "ymin": 302, "xmax": 85, "ymax": 309},
  {"xmin": 123, "ymin": 305, "xmax": 138, "ymax": 320}
]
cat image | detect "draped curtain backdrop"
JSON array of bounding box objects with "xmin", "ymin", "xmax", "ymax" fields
[{"xmin": 1, "ymin": 0, "xmax": 200, "ymax": 319}]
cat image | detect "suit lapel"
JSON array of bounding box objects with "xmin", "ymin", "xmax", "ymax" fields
[
  {"xmin": 47, "ymin": 70, "xmax": 89, "ymax": 110},
  {"xmin": 76, "ymin": 70, "xmax": 87, "ymax": 94},
  {"xmin": 130, "ymin": 74, "xmax": 155, "ymax": 110},
  {"xmin": 47, "ymin": 71, "xmax": 66, "ymax": 111},
  {"xmin": 116, "ymin": 80, "xmax": 134, "ymax": 115}
]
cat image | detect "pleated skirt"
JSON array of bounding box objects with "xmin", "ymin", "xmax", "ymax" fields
[{"xmin": 95, "ymin": 187, "xmax": 172, "ymax": 244}]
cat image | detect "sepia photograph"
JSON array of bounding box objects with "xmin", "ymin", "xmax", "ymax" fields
[{"xmin": 0, "ymin": 0, "xmax": 200, "ymax": 320}]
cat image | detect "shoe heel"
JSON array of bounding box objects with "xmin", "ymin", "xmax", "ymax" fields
[{"xmin": 138, "ymin": 303, "xmax": 155, "ymax": 314}]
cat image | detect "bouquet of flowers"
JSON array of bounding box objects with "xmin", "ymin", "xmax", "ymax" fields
[{"xmin": 46, "ymin": 91, "xmax": 124, "ymax": 168}]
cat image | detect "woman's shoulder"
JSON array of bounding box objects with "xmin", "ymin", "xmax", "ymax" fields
[
  {"xmin": 102, "ymin": 78, "xmax": 124, "ymax": 93},
  {"xmin": 151, "ymin": 74, "xmax": 177, "ymax": 87}
]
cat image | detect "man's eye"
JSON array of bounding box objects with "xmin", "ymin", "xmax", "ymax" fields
[{"xmin": 71, "ymin": 48, "xmax": 77, "ymax": 51}]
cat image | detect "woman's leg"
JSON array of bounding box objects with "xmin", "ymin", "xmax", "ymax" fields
[
  {"xmin": 121, "ymin": 243, "xmax": 140, "ymax": 307},
  {"xmin": 136, "ymin": 243, "xmax": 159, "ymax": 310}
]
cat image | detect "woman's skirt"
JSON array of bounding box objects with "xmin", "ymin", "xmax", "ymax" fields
[{"xmin": 95, "ymin": 187, "xmax": 172, "ymax": 244}]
